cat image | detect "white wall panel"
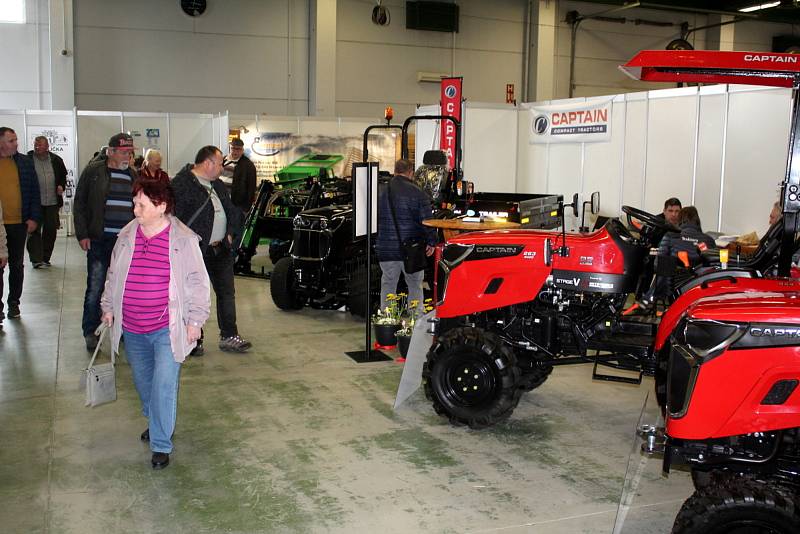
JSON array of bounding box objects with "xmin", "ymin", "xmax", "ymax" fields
[
  {"xmin": 76, "ymin": 114, "xmax": 123, "ymax": 174},
  {"xmin": 643, "ymin": 94, "xmax": 697, "ymax": 215},
  {"xmin": 693, "ymin": 91, "xmax": 726, "ymax": 232},
  {"xmin": 168, "ymin": 115, "xmax": 214, "ymax": 174},
  {"xmin": 721, "ymin": 88, "xmax": 791, "ymax": 237},
  {"xmin": 621, "ymin": 97, "xmax": 647, "ymax": 212},
  {"xmin": 462, "ymin": 106, "xmax": 517, "ymax": 193},
  {"xmin": 582, "ymin": 98, "xmax": 626, "ymax": 225}
]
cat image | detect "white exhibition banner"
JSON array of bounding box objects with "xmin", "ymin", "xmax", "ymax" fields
[
  {"xmin": 528, "ymin": 97, "xmax": 614, "ymax": 144},
  {"xmin": 27, "ymin": 126, "xmax": 76, "ymax": 212}
]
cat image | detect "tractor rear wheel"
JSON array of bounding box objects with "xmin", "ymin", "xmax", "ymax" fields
[
  {"xmin": 672, "ymin": 480, "xmax": 800, "ymax": 534},
  {"xmin": 270, "ymin": 257, "xmax": 303, "ymax": 310},
  {"xmin": 423, "ymin": 327, "xmax": 522, "ymax": 429}
]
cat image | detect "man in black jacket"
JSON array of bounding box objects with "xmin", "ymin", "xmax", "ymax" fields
[
  {"xmin": 223, "ymin": 138, "xmax": 257, "ymax": 216},
  {"xmin": 27, "ymin": 136, "xmax": 67, "ymax": 268},
  {"xmin": 73, "ymin": 132, "xmax": 136, "ymax": 350},
  {"xmin": 376, "ymin": 159, "xmax": 436, "ymax": 314},
  {"xmin": 172, "ymin": 146, "xmax": 251, "ymax": 355}
]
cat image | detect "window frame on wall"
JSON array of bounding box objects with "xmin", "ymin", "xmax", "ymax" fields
[{"xmin": 0, "ymin": 0, "xmax": 25, "ymax": 24}]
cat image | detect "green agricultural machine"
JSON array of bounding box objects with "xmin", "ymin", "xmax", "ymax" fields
[{"xmin": 234, "ymin": 154, "xmax": 350, "ymax": 277}]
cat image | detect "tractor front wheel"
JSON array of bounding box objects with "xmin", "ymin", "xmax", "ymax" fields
[
  {"xmin": 270, "ymin": 257, "xmax": 303, "ymax": 310},
  {"xmin": 672, "ymin": 480, "xmax": 800, "ymax": 534},
  {"xmin": 423, "ymin": 327, "xmax": 522, "ymax": 429}
]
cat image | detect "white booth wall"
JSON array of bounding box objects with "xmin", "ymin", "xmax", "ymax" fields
[{"xmin": 417, "ymin": 85, "xmax": 792, "ymax": 238}]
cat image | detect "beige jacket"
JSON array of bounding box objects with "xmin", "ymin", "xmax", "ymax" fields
[
  {"xmin": 0, "ymin": 201, "xmax": 7, "ymax": 259},
  {"xmin": 100, "ymin": 215, "xmax": 210, "ymax": 362}
]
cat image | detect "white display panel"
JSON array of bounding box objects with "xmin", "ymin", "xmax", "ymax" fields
[
  {"xmin": 693, "ymin": 89, "xmax": 726, "ymax": 232},
  {"xmin": 620, "ymin": 96, "xmax": 648, "ymax": 213},
  {"xmin": 167, "ymin": 114, "xmax": 214, "ymax": 176},
  {"xmin": 462, "ymin": 104, "xmax": 517, "ymax": 193},
  {"xmin": 353, "ymin": 163, "xmax": 379, "ymax": 238},
  {"xmin": 643, "ymin": 94, "xmax": 697, "ymax": 216}
]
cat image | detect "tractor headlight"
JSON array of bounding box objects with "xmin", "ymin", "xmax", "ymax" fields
[
  {"xmin": 682, "ymin": 319, "xmax": 747, "ymax": 362},
  {"xmin": 319, "ymin": 218, "xmax": 328, "ymax": 230},
  {"xmin": 293, "ymin": 215, "xmax": 306, "ymax": 229}
]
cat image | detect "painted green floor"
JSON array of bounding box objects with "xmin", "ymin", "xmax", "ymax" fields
[{"xmin": 0, "ymin": 236, "xmax": 693, "ymax": 533}]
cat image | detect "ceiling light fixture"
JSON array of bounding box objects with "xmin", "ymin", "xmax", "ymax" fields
[{"xmin": 738, "ymin": 1, "xmax": 781, "ymax": 13}]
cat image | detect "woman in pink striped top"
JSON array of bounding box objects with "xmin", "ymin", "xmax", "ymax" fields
[{"xmin": 101, "ymin": 178, "xmax": 210, "ymax": 470}]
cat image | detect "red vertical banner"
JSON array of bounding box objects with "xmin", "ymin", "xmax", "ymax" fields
[{"xmin": 439, "ymin": 77, "xmax": 462, "ymax": 169}]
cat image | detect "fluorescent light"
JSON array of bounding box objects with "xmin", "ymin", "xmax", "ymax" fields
[{"xmin": 739, "ymin": 1, "xmax": 781, "ymax": 13}]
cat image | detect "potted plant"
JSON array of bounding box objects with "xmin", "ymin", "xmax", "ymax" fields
[
  {"xmin": 373, "ymin": 293, "xmax": 402, "ymax": 347},
  {"xmin": 395, "ymin": 298, "xmax": 434, "ymax": 359}
]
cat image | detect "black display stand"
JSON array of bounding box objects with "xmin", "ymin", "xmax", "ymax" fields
[{"xmin": 346, "ymin": 162, "xmax": 391, "ymax": 363}]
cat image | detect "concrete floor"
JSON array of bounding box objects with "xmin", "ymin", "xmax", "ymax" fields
[{"xmin": 0, "ymin": 236, "xmax": 695, "ymax": 534}]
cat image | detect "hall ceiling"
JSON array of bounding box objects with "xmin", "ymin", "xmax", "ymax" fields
[{"xmin": 577, "ymin": 1, "xmax": 800, "ymax": 25}]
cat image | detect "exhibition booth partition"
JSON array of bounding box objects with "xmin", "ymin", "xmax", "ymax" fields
[
  {"xmin": 2, "ymin": 81, "xmax": 791, "ymax": 239},
  {"xmin": 416, "ymin": 84, "xmax": 792, "ymax": 238}
]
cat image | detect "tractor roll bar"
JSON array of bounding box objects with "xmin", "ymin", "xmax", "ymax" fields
[{"xmin": 362, "ymin": 124, "xmax": 403, "ymax": 163}]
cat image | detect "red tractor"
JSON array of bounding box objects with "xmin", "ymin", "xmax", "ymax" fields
[
  {"xmin": 619, "ymin": 52, "xmax": 800, "ymax": 533},
  {"xmin": 423, "ymin": 50, "xmax": 800, "ymax": 443}
]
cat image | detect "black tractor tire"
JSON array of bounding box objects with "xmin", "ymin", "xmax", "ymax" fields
[
  {"xmin": 690, "ymin": 469, "xmax": 740, "ymax": 492},
  {"xmin": 268, "ymin": 240, "xmax": 291, "ymax": 265},
  {"xmin": 423, "ymin": 327, "xmax": 522, "ymax": 429},
  {"xmin": 347, "ymin": 264, "xmax": 380, "ymax": 318},
  {"xmin": 270, "ymin": 257, "xmax": 303, "ymax": 310},
  {"xmin": 519, "ymin": 365, "xmax": 553, "ymax": 392},
  {"xmin": 672, "ymin": 480, "xmax": 800, "ymax": 534}
]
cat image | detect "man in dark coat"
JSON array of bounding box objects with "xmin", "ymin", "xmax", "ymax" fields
[
  {"xmin": 0, "ymin": 127, "xmax": 40, "ymax": 323},
  {"xmin": 27, "ymin": 136, "xmax": 68, "ymax": 268},
  {"xmin": 73, "ymin": 132, "xmax": 136, "ymax": 350},
  {"xmin": 223, "ymin": 138, "xmax": 257, "ymax": 215},
  {"xmin": 172, "ymin": 145, "xmax": 251, "ymax": 355},
  {"xmin": 376, "ymin": 159, "xmax": 436, "ymax": 314}
]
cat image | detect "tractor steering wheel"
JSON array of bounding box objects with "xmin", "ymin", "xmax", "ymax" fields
[{"xmin": 621, "ymin": 205, "xmax": 679, "ymax": 245}]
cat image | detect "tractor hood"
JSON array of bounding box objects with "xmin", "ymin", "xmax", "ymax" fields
[{"xmin": 687, "ymin": 290, "xmax": 800, "ymax": 324}]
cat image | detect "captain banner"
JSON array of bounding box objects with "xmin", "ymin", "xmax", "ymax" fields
[{"xmin": 528, "ymin": 97, "xmax": 613, "ymax": 144}]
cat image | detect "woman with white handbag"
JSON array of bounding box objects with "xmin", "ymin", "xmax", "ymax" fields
[{"xmin": 100, "ymin": 178, "xmax": 210, "ymax": 469}]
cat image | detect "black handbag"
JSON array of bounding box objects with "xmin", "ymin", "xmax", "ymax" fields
[{"xmin": 387, "ymin": 180, "xmax": 427, "ymax": 274}]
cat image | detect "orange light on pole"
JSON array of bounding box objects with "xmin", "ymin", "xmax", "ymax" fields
[{"xmin": 384, "ymin": 106, "xmax": 394, "ymax": 123}]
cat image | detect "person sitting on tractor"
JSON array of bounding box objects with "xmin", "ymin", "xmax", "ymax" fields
[
  {"xmin": 656, "ymin": 197, "xmax": 682, "ymax": 227},
  {"xmin": 640, "ymin": 206, "xmax": 716, "ymax": 307}
]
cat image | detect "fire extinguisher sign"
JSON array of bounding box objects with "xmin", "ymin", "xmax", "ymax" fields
[{"xmin": 439, "ymin": 77, "xmax": 462, "ymax": 169}]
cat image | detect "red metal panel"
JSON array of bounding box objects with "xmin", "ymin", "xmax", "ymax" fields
[{"xmin": 620, "ymin": 50, "xmax": 800, "ymax": 87}]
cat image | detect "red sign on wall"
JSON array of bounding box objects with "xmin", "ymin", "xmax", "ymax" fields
[{"xmin": 439, "ymin": 77, "xmax": 462, "ymax": 169}]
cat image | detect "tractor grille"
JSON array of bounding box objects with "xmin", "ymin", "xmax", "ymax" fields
[
  {"xmin": 292, "ymin": 229, "xmax": 331, "ymax": 260},
  {"xmin": 435, "ymin": 261, "xmax": 450, "ymax": 305}
]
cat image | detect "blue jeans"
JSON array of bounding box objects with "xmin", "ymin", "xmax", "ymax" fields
[
  {"xmin": 82, "ymin": 233, "xmax": 117, "ymax": 337},
  {"xmin": 123, "ymin": 328, "xmax": 182, "ymax": 454},
  {"xmin": 379, "ymin": 261, "xmax": 425, "ymax": 313}
]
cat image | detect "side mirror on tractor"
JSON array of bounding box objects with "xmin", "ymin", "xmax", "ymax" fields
[
  {"xmin": 579, "ymin": 191, "xmax": 601, "ymax": 233},
  {"xmin": 591, "ymin": 191, "xmax": 600, "ymax": 214}
]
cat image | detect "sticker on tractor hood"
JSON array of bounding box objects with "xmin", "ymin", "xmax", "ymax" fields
[
  {"xmin": 551, "ymin": 270, "xmax": 629, "ymax": 294},
  {"xmin": 464, "ymin": 245, "xmax": 524, "ymax": 261},
  {"xmin": 732, "ymin": 323, "xmax": 800, "ymax": 350}
]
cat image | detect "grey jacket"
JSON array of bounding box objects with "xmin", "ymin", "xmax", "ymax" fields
[{"xmin": 100, "ymin": 215, "xmax": 211, "ymax": 362}]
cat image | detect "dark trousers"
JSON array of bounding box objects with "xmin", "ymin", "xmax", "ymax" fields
[
  {"xmin": 82, "ymin": 234, "xmax": 117, "ymax": 337},
  {"xmin": 0, "ymin": 224, "xmax": 28, "ymax": 315},
  {"xmin": 203, "ymin": 244, "xmax": 238, "ymax": 339},
  {"xmin": 27, "ymin": 205, "xmax": 60, "ymax": 264}
]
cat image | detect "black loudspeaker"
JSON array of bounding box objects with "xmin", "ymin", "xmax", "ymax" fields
[
  {"xmin": 406, "ymin": 1, "xmax": 459, "ymax": 33},
  {"xmin": 773, "ymin": 35, "xmax": 800, "ymax": 54}
]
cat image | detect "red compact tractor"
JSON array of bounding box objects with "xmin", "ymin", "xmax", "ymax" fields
[{"xmin": 424, "ymin": 49, "xmax": 800, "ymax": 465}]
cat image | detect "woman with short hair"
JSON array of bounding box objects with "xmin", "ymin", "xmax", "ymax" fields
[
  {"xmin": 100, "ymin": 178, "xmax": 210, "ymax": 469},
  {"xmin": 140, "ymin": 148, "xmax": 170, "ymax": 182}
]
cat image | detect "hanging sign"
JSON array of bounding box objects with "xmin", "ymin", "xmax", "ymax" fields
[
  {"xmin": 439, "ymin": 76, "xmax": 462, "ymax": 168},
  {"xmin": 528, "ymin": 97, "xmax": 613, "ymax": 144}
]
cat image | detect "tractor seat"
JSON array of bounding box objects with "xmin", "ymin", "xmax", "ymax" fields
[{"xmin": 415, "ymin": 150, "xmax": 449, "ymax": 203}]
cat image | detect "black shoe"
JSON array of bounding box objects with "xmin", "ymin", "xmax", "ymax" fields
[
  {"xmin": 141, "ymin": 429, "xmax": 149, "ymax": 441},
  {"xmin": 151, "ymin": 452, "xmax": 170, "ymax": 470},
  {"xmin": 85, "ymin": 334, "xmax": 99, "ymax": 351},
  {"xmin": 7, "ymin": 305, "xmax": 20, "ymax": 319},
  {"xmin": 43, "ymin": 261, "xmax": 52, "ymax": 266},
  {"xmin": 190, "ymin": 341, "xmax": 204, "ymax": 357}
]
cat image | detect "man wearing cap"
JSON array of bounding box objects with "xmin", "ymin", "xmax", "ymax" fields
[
  {"xmin": 222, "ymin": 138, "xmax": 257, "ymax": 216},
  {"xmin": 0, "ymin": 127, "xmax": 41, "ymax": 323},
  {"xmin": 73, "ymin": 133, "xmax": 136, "ymax": 350}
]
